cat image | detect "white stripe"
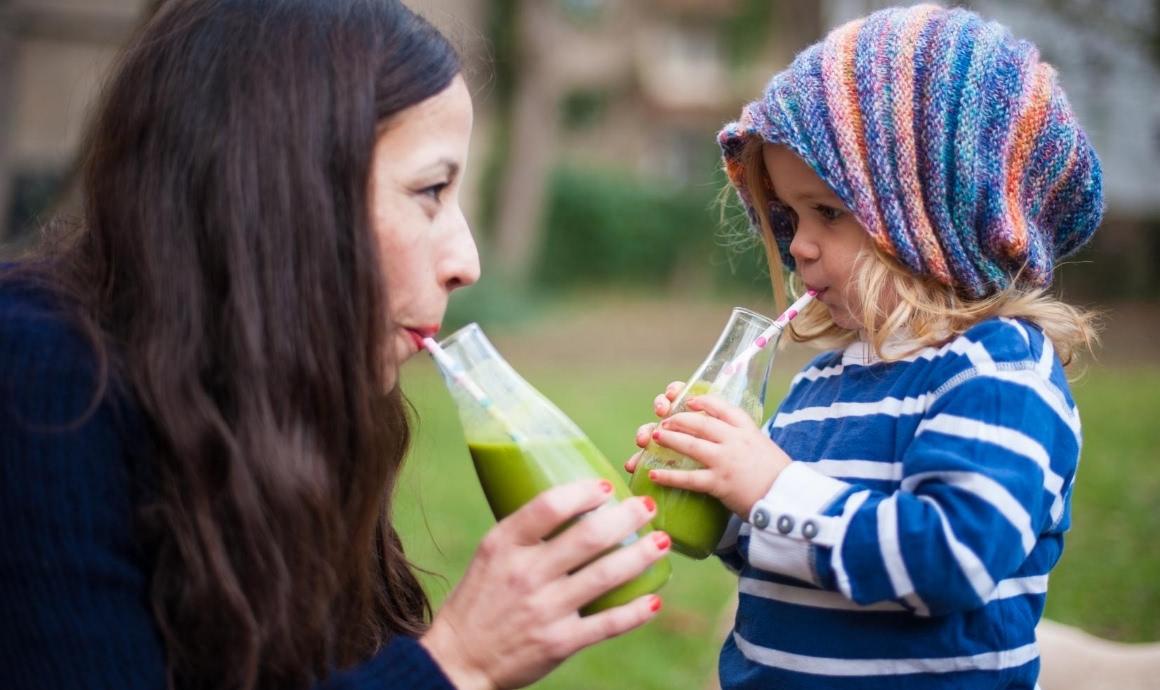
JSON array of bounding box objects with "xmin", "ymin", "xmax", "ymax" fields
[
  {"xmin": 1036, "ymin": 335, "xmax": 1056, "ymax": 380},
  {"xmin": 902, "ymin": 471, "xmax": 1037, "ymax": 556},
  {"xmin": 1000, "ymin": 317, "xmax": 1031, "ymax": 348},
  {"xmin": 831, "ymin": 490, "xmax": 871, "ymax": 600},
  {"xmin": 737, "ymin": 575, "xmax": 1044, "ymax": 611},
  {"xmin": 877, "ymin": 497, "xmax": 930, "ymax": 616},
  {"xmin": 915, "ymin": 413, "xmax": 1065, "ymax": 525},
  {"xmin": 948, "ymin": 336, "xmax": 997, "ymax": 370},
  {"xmin": 939, "ymin": 343, "xmax": 1080, "ymax": 439},
  {"xmin": 991, "ymin": 369, "xmax": 1079, "ymax": 438},
  {"xmin": 772, "ymin": 395, "xmax": 929, "ymax": 428},
  {"xmin": 918, "ymin": 496, "xmax": 996, "ymax": 602},
  {"xmin": 790, "ymin": 363, "xmax": 845, "ymax": 387},
  {"xmin": 990, "ymin": 575, "xmax": 1048, "ymax": 601},
  {"xmin": 733, "ymin": 631, "xmax": 1039, "ymax": 676},
  {"xmin": 739, "ymin": 577, "xmax": 906, "ymax": 612},
  {"xmin": 811, "ymin": 459, "xmax": 903, "ymax": 481}
]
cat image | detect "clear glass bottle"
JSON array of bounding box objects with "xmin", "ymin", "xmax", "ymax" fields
[
  {"xmin": 436, "ymin": 323, "xmax": 671, "ymax": 614},
  {"xmin": 628, "ymin": 307, "xmax": 777, "ymax": 559}
]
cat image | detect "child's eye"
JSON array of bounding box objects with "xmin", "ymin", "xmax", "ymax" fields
[{"xmin": 814, "ymin": 204, "xmax": 844, "ymax": 223}]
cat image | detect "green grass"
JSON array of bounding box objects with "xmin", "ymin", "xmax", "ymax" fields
[
  {"xmin": 394, "ymin": 348, "xmax": 1160, "ymax": 690},
  {"xmin": 1043, "ymin": 367, "xmax": 1160, "ymax": 641}
]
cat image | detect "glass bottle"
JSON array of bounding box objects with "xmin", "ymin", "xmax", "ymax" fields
[
  {"xmin": 435, "ymin": 323, "xmax": 671, "ymax": 614},
  {"xmin": 628, "ymin": 307, "xmax": 777, "ymax": 559}
]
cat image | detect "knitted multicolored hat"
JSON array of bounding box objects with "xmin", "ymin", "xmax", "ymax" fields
[{"xmin": 718, "ymin": 4, "xmax": 1103, "ymax": 298}]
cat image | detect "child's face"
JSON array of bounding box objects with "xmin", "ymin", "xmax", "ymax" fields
[{"xmin": 763, "ymin": 144, "xmax": 871, "ymax": 332}]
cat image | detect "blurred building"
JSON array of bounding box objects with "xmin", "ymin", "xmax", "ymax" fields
[
  {"xmin": 2, "ymin": 0, "xmax": 1156, "ymax": 294},
  {"xmin": 0, "ymin": 0, "xmax": 154, "ymax": 244}
]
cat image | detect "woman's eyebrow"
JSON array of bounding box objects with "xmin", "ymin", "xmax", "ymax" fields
[{"xmin": 415, "ymin": 158, "xmax": 459, "ymax": 178}]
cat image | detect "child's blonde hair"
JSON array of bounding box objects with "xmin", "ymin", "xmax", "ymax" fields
[{"xmin": 737, "ymin": 139, "xmax": 1099, "ymax": 366}]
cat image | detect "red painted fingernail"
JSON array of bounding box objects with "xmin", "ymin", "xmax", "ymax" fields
[
  {"xmin": 652, "ymin": 430, "xmax": 661, "ymax": 440},
  {"xmin": 642, "ymin": 496, "xmax": 656, "ymax": 513},
  {"xmin": 652, "ymin": 531, "xmax": 671, "ymax": 551},
  {"xmin": 649, "ymin": 595, "xmax": 663, "ymax": 613},
  {"xmin": 598, "ymin": 480, "xmax": 613, "ymax": 494},
  {"xmin": 648, "ymin": 470, "xmax": 658, "ymax": 481}
]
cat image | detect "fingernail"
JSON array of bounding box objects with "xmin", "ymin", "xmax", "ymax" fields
[
  {"xmin": 652, "ymin": 430, "xmax": 661, "ymax": 440},
  {"xmin": 687, "ymin": 397, "xmax": 700, "ymax": 409},
  {"xmin": 598, "ymin": 480, "xmax": 613, "ymax": 494},
  {"xmin": 648, "ymin": 470, "xmax": 658, "ymax": 481},
  {"xmin": 652, "ymin": 531, "xmax": 671, "ymax": 551},
  {"xmin": 642, "ymin": 496, "xmax": 656, "ymax": 513},
  {"xmin": 649, "ymin": 595, "xmax": 663, "ymax": 613}
]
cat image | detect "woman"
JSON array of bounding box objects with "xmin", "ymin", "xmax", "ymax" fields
[{"xmin": 0, "ymin": 2, "xmax": 668, "ymax": 689}]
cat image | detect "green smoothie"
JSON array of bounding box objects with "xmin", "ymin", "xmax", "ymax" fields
[
  {"xmin": 628, "ymin": 380, "xmax": 763, "ymax": 559},
  {"xmin": 468, "ymin": 437, "xmax": 672, "ymax": 615}
]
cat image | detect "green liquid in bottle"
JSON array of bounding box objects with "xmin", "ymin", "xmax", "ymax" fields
[{"xmin": 469, "ymin": 437, "xmax": 672, "ymax": 615}]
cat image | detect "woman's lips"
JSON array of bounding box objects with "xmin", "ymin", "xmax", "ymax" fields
[{"xmin": 404, "ymin": 326, "xmax": 440, "ymax": 351}]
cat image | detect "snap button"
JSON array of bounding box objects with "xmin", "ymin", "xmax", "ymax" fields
[
  {"xmin": 801, "ymin": 520, "xmax": 819, "ymax": 540},
  {"xmin": 753, "ymin": 508, "xmax": 771, "ymax": 529},
  {"xmin": 776, "ymin": 514, "xmax": 794, "ymax": 534}
]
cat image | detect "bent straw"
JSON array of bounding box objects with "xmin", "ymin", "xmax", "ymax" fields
[
  {"xmin": 421, "ymin": 336, "xmax": 527, "ymax": 443},
  {"xmin": 721, "ymin": 290, "xmax": 818, "ymax": 376}
]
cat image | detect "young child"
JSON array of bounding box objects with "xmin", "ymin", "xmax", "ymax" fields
[{"xmin": 631, "ymin": 4, "xmax": 1103, "ymax": 689}]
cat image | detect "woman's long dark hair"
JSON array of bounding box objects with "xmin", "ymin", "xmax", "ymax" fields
[{"xmin": 12, "ymin": 1, "xmax": 460, "ymax": 688}]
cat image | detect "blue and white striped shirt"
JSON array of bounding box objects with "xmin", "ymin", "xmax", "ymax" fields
[{"xmin": 716, "ymin": 317, "xmax": 1078, "ymax": 690}]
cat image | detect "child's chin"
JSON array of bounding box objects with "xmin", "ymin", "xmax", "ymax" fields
[{"xmin": 828, "ymin": 308, "xmax": 861, "ymax": 331}]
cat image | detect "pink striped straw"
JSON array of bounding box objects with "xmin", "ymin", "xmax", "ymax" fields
[
  {"xmin": 722, "ymin": 290, "xmax": 818, "ymax": 376},
  {"xmin": 421, "ymin": 336, "xmax": 528, "ymax": 443}
]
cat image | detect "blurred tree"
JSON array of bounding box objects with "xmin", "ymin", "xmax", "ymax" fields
[{"xmin": 484, "ymin": 0, "xmax": 631, "ymax": 288}]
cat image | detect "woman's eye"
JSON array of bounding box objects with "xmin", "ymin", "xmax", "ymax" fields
[
  {"xmin": 814, "ymin": 204, "xmax": 844, "ymax": 223},
  {"xmin": 419, "ymin": 182, "xmax": 449, "ymax": 202}
]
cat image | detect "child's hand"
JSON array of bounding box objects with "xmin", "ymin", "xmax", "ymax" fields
[
  {"xmin": 648, "ymin": 393, "xmax": 792, "ymax": 519},
  {"xmin": 624, "ymin": 381, "xmax": 685, "ymax": 474}
]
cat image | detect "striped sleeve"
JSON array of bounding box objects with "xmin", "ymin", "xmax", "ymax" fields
[{"xmin": 744, "ymin": 327, "xmax": 1079, "ymax": 616}]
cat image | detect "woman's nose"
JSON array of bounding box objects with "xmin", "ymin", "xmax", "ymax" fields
[{"xmin": 441, "ymin": 209, "xmax": 481, "ymax": 291}]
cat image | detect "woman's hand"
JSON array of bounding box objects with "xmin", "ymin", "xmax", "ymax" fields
[
  {"xmin": 420, "ymin": 479, "xmax": 669, "ymax": 690},
  {"xmin": 625, "ymin": 383, "xmax": 792, "ymax": 519}
]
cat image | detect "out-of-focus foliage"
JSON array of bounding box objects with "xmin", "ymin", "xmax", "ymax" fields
[{"xmin": 533, "ymin": 165, "xmax": 771, "ymax": 294}]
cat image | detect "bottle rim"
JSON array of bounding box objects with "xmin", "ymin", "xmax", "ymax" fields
[
  {"xmin": 437, "ymin": 322, "xmax": 484, "ymax": 350},
  {"xmin": 730, "ymin": 306, "xmax": 775, "ymax": 328}
]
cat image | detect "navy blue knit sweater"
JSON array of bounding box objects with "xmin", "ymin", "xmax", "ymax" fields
[{"xmin": 0, "ymin": 281, "xmax": 455, "ymax": 690}]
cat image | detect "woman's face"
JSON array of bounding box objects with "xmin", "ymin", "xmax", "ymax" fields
[
  {"xmin": 762, "ymin": 144, "xmax": 871, "ymax": 331},
  {"xmin": 369, "ymin": 75, "xmax": 480, "ymax": 378}
]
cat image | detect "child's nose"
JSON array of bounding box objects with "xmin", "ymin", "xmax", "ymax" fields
[{"xmin": 789, "ymin": 230, "xmax": 820, "ymax": 263}]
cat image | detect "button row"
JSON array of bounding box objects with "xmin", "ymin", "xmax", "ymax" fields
[{"xmin": 752, "ymin": 508, "xmax": 821, "ymax": 542}]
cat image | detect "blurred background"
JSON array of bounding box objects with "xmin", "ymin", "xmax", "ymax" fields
[{"xmin": 1, "ymin": 1, "xmax": 1158, "ymax": 688}]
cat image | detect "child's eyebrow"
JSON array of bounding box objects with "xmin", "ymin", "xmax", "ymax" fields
[{"xmin": 785, "ymin": 190, "xmax": 843, "ymax": 205}]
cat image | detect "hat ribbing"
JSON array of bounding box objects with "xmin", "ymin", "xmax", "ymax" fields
[{"xmin": 719, "ymin": 4, "xmax": 1103, "ymax": 298}]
